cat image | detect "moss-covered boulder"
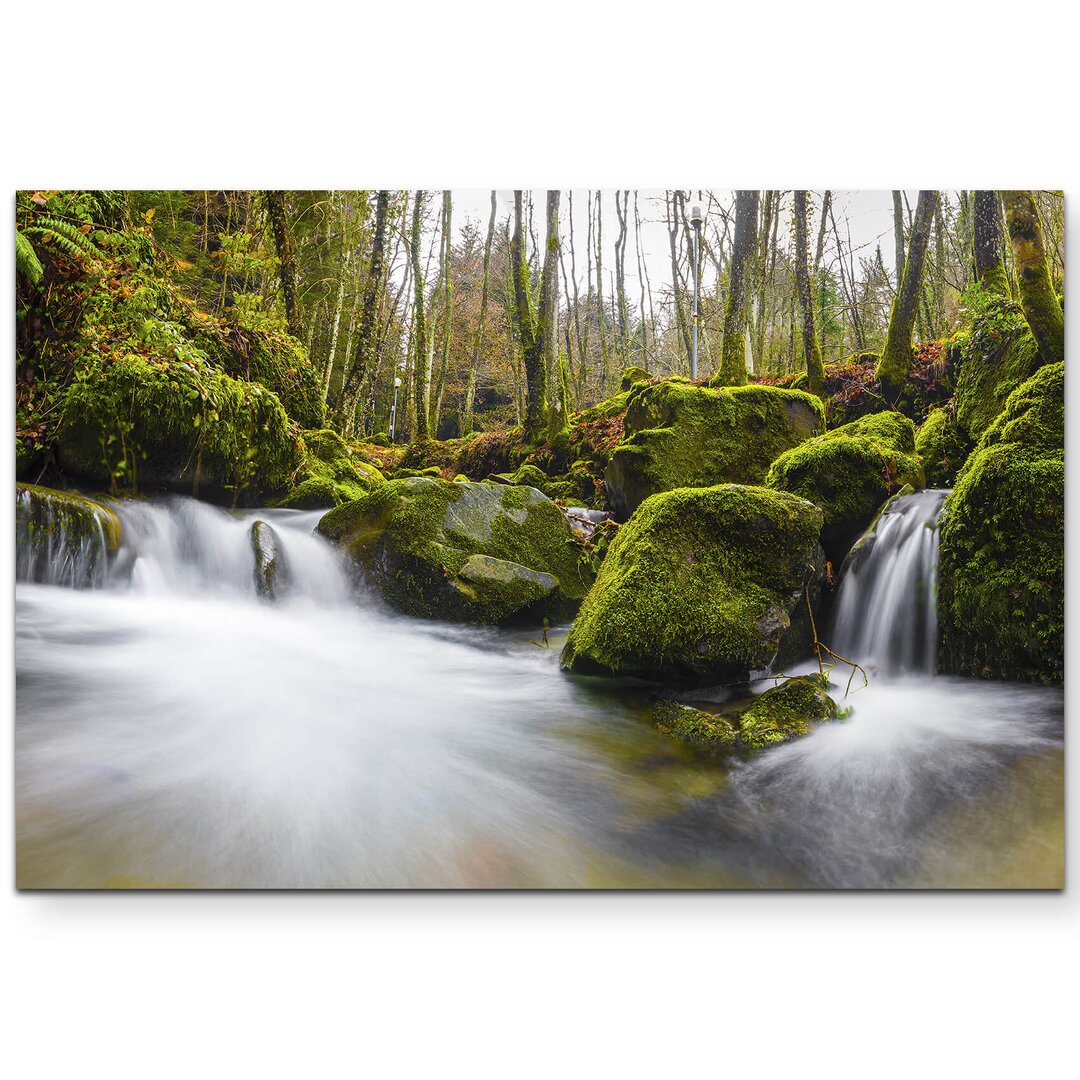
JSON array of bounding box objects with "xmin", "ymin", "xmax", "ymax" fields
[
  {"xmin": 604, "ymin": 381, "xmax": 825, "ymax": 520},
  {"xmin": 915, "ymin": 407, "xmax": 971, "ymax": 488},
  {"xmin": 938, "ymin": 362, "xmax": 1063, "ymax": 682},
  {"xmin": 277, "ymin": 428, "xmax": 384, "ymax": 509},
  {"xmin": 620, "ymin": 364, "xmax": 653, "ymax": 390},
  {"xmin": 56, "ymin": 354, "xmax": 301, "ymax": 503},
  {"xmin": 317, "ymin": 477, "xmax": 593, "ymax": 624},
  {"xmin": 737, "ymin": 675, "xmax": 836, "ymax": 748},
  {"xmin": 651, "ymin": 674, "xmax": 836, "ymax": 755},
  {"xmin": 496, "ymin": 462, "xmax": 550, "ymax": 489},
  {"xmin": 766, "ymin": 410, "xmax": 924, "ymax": 565},
  {"xmin": 561, "ymin": 484, "xmax": 824, "ymax": 684},
  {"xmin": 953, "ymin": 294, "xmax": 1044, "ymax": 441},
  {"xmin": 16, "ymin": 483, "xmax": 121, "ymax": 588}
]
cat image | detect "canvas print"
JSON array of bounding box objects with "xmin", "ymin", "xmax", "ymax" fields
[{"xmin": 14, "ymin": 189, "xmax": 1064, "ymax": 889}]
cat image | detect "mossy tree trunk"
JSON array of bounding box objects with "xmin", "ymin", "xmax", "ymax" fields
[
  {"xmin": 614, "ymin": 189, "xmax": 630, "ymax": 361},
  {"xmin": 462, "ymin": 190, "xmax": 497, "ymax": 436},
  {"xmin": 541, "ymin": 190, "xmax": 562, "ymax": 438},
  {"xmin": 973, "ymin": 190, "xmax": 1010, "ymax": 298},
  {"xmin": 1001, "ymin": 190, "xmax": 1064, "ymax": 365},
  {"xmin": 876, "ymin": 190, "xmax": 937, "ymax": 402},
  {"xmin": 340, "ymin": 190, "xmax": 390, "ymax": 432},
  {"xmin": 432, "ymin": 191, "xmax": 453, "ymax": 434},
  {"xmin": 511, "ymin": 190, "xmax": 546, "ymax": 440},
  {"xmin": 594, "ymin": 191, "xmax": 611, "ymax": 395},
  {"xmin": 793, "ymin": 191, "xmax": 825, "ymax": 396},
  {"xmin": 719, "ymin": 190, "xmax": 760, "ymax": 385},
  {"xmin": 666, "ymin": 191, "xmax": 694, "ymax": 376},
  {"xmin": 409, "ymin": 191, "xmax": 431, "ymax": 441},
  {"xmin": 266, "ymin": 190, "xmax": 301, "ymax": 340}
]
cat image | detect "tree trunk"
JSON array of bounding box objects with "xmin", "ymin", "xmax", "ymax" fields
[
  {"xmin": 666, "ymin": 191, "xmax": 693, "ymax": 375},
  {"xmin": 433, "ymin": 191, "xmax": 453, "ymax": 434},
  {"xmin": 594, "ymin": 191, "xmax": 610, "ymax": 395},
  {"xmin": 892, "ymin": 190, "xmax": 906, "ymax": 293},
  {"xmin": 511, "ymin": 191, "xmax": 546, "ymax": 439},
  {"xmin": 540, "ymin": 190, "xmax": 562, "ymax": 436},
  {"xmin": 1000, "ymin": 190, "xmax": 1064, "ymax": 365},
  {"xmin": 972, "ymin": 190, "xmax": 1010, "ymax": 298},
  {"xmin": 340, "ymin": 190, "xmax": 390, "ymax": 428},
  {"xmin": 409, "ymin": 191, "xmax": 431, "ymax": 441},
  {"xmin": 793, "ymin": 191, "xmax": 825, "ymax": 396},
  {"xmin": 463, "ymin": 191, "xmax": 497, "ymax": 436},
  {"xmin": 877, "ymin": 190, "xmax": 938, "ymax": 400},
  {"xmin": 266, "ymin": 190, "xmax": 301, "ymax": 339},
  {"xmin": 718, "ymin": 190, "xmax": 760, "ymax": 384}
]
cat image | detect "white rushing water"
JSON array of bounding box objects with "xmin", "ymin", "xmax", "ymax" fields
[
  {"xmin": 830, "ymin": 489, "xmax": 949, "ymax": 675},
  {"xmin": 15, "ymin": 494, "xmax": 1064, "ymax": 888}
]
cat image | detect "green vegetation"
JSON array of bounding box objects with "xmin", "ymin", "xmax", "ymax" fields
[
  {"xmin": 766, "ymin": 411, "xmax": 924, "ymax": 563},
  {"xmin": 938, "ymin": 363, "xmax": 1063, "ymax": 682},
  {"xmin": 561, "ymin": 484, "xmax": 823, "ymax": 684},
  {"xmin": 318, "ymin": 477, "xmax": 593, "ymax": 624},
  {"xmin": 605, "ymin": 380, "xmax": 825, "ymax": 519}
]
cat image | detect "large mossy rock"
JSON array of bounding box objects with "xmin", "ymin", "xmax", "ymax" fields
[
  {"xmin": 604, "ymin": 381, "xmax": 825, "ymax": 520},
  {"xmin": 915, "ymin": 407, "xmax": 971, "ymax": 488},
  {"xmin": 938, "ymin": 362, "xmax": 1063, "ymax": 682},
  {"xmin": 765, "ymin": 410, "xmax": 924, "ymax": 565},
  {"xmin": 276, "ymin": 428, "xmax": 384, "ymax": 509},
  {"xmin": 56, "ymin": 354, "xmax": 301, "ymax": 503},
  {"xmin": 561, "ymin": 484, "xmax": 824, "ymax": 685},
  {"xmin": 953, "ymin": 294, "xmax": 1044, "ymax": 442},
  {"xmin": 16, "ymin": 483, "xmax": 121, "ymax": 588},
  {"xmin": 317, "ymin": 477, "xmax": 593, "ymax": 624}
]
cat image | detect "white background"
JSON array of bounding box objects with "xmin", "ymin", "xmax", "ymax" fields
[{"xmin": 2, "ymin": 3, "xmax": 1076, "ymax": 1077}]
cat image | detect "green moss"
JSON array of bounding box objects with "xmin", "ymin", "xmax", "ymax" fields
[
  {"xmin": 765, "ymin": 410, "xmax": 924, "ymax": 563},
  {"xmin": 56, "ymin": 353, "xmax": 301, "ymax": 502},
  {"xmin": 497, "ymin": 463, "xmax": 550, "ymax": 489},
  {"xmin": 619, "ymin": 365, "xmax": 653, "ymax": 391},
  {"xmin": 605, "ymin": 381, "xmax": 826, "ymax": 520},
  {"xmin": 737, "ymin": 674, "xmax": 836, "ymax": 748},
  {"xmin": 277, "ymin": 428, "xmax": 384, "ymax": 509},
  {"xmin": 652, "ymin": 700, "xmax": 739, "ymax": 754},
  {"xmin": 938, "ymin": 363, "xmax": 1063, "ymax": 682},
  {"xmin": 561, "ymin": 484, "xmax": 824, "ymax": 684},
  {"xmin": 318, "ymin": 477, "xmax": 593, "ymax": 624},
  {"xmin": 954, "ymin": 293, "xmax": 1043, "ymax": 441},
  {"xmin": 915, "ymin": 408, "xmax": 971, "ymax": 488}
]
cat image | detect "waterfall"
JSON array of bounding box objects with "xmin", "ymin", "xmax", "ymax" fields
[
  {"xmin": 830, "ymin": 489, "xmax": 949, "ymax": 675},
  {"xmin": 16, "ymin": 485, "xmax": 118, "ymax": 589}
]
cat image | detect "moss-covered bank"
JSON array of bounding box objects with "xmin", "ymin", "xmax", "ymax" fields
[{"xmin": 938, "ymin": 362, "xmax": 1063, "ymax": 682}]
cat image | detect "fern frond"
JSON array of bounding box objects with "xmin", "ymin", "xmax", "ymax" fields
[
  {"xmin": 25, "ymin": 216, "xmax": 103, "ymax": 265},
  {"xmin": 16, "ymin": 229, "xmax": 44, "ymax": 285}
]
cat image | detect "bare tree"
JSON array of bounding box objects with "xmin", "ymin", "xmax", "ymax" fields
[{"xmin": 718, "ymin": 190, "xmax": 760, "ymax": 384}]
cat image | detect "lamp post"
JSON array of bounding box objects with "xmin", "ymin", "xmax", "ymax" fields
[
  {"xmin": 689, "ymin": 203, "xmax": 703, "ymax": 380},
  {"xmin": 389, "ymin": 376, "xmax": 402, "ymax": 443}
]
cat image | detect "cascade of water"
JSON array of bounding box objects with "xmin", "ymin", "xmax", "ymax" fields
[
  {"xmin": 15, "ymin": 486, "xmax": 115, "ymax": 589},
  {"xmin": 830, "ymin": 489, "xmax": 949, "ymax": 675}
]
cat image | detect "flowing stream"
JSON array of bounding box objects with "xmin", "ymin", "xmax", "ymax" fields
[{"xmin": 15, "ymin": 492, "xmax": 1063, "ymax": 888}]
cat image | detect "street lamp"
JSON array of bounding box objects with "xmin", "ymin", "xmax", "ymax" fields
[
  {"xmin": 689, "ymin": 203, "xmax": 703, "ymax": 380},
  {"xmin": 389, "ymin": 376, "xmax": 403, "ymax": 443}
]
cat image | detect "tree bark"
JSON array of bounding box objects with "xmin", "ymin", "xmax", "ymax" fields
[
  {"xmin": 892, "ymin": 190, "xmax": 906, "ymax": 293},
  {"xmin": 718, "ymin": 190, "xmax": 760, "ymax": 384},
  {"xmin": 409, "ymin": 191, "xmax": 432, "ymax": 441},
  {"xmin": 793, "ymin": 191, "xmax": 825, "ymax": 396},
  {"xmin": 511, "ymin": 190, "xmax": 546, "ymax": 438},
  {"xmin": 541, "ymin": 190, "xmax": 562, "ymax": 435},
  {"xmin": 432, "ymin": 191, "xmax": 453, "ymax": 434},
  {"xmin": 877, "ymin": 190, "xmax": 938, "ymax": 400},
  {"xmin": 266, "ymin": 190, "xmax": 301, "ymax": 339},
  {"xmin": 1000, "ymin": 190, "xmax": 1064, "ymax": 365},
  {"xmin": 972, "ymin": 190, "xmax": 1011, "ymax": 298},
  {"xmin": 340, "ymin": 190, "xmax": 390, "ymax": 428}
]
